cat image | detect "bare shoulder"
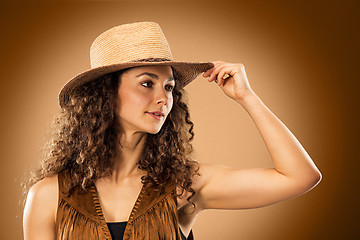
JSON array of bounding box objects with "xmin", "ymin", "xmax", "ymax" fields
[
  {"xmin": 176, "ymin": 163, "xmax": 231, "ymax": 235},
  {"xmin": 27, "ymin": 175, "xmax": 59, "ymax": 207},
  {"xmin": 32, "ymin": 174, "xmax": 58, "ymax": 191},
  {"xmin": 176, "ymin": 162, "xmax": 230, "ymax": 209},
  {"xmin": 193, "ymin": 162, "xmax": 232, "ymax": 189},
  {"xmin": 23, "ymin": 175, "xmax": 59, "ymax": 240}
]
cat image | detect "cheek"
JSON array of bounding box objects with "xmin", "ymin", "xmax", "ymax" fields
[
  {"xmin": 168, "ymin": 96, "xmax": 174, "ymax": 113},
  {"xmin": 130, "ymin": 93, "xmax": 147, "ymax": 107},
  {"xmin": 118, "ymin": 91, "xmax": 149, "ymax": 115}
]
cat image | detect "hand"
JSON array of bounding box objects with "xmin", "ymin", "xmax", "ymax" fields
[{"xmin": 202, "ymin": 61, "xmax": 254, "ymax": 101}]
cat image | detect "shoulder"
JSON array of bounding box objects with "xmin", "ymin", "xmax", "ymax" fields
[
  {"xmin": 23, "ymin": 175, "xmax": 59, "ymax": 236},
  {"xmin": 24, "ymin": 175, "xmax": 59, "ymax": 220},
  {"xmin": 193, "ymin": 162, "xmax": 232, "ymax": 189},
  {"xmin": 176, "ymin": 162, "xmax": 230, "ymax": 209},
  {"xmin": 27, "ymin": 175, "xmax": 59, "ymax": 206}
]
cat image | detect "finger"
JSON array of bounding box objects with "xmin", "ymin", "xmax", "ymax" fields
[
  {"xmin": 217, "ymin": 67, "xmax": 233, "ymax": 86},
  {"xmin": 203, "ymin": 64, "xmax": 218, "ymax": 79},
  {"xmin": 203, "ymin": 68, "xmax": 214, "ymax": 78},
  {"xmin": 209, "ymin": 64, "xmax": 227, "ymax": 83}
]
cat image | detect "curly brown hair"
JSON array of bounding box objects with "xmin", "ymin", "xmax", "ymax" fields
[{"xmin": 26, "ymin": 67, "xmax": 199, "ymax": 204}]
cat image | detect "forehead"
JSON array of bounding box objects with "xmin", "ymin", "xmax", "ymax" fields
[{"xmin": 123, "ymin": 65, "xmax": 174, "ymax": 77}]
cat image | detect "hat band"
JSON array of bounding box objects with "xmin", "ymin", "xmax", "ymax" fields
[{"xmin": 133, "ymin": 58, "xmax": 172, "ymax": 63}]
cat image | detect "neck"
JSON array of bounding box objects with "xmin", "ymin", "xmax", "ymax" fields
[{"xmin": 111, "ymin": 131, "xmax": 148, "ymax": 181}]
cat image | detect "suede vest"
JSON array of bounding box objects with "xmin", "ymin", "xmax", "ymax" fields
[{"xmin": 55, "ymin": 170, "xmax": 194, "ymax": 240}]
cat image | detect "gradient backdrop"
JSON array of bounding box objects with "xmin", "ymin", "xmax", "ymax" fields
[{"xmin": 1, "ymin": 0, "xmax": 359, "ymax": 239}]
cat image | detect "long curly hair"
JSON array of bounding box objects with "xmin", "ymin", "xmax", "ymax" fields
[{"xmin": 26, "ymin": 67, "xmax": 199, "ymax": 204}]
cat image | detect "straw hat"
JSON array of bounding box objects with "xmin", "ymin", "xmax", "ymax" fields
[{"xmin": 58, "ymin": 21, "xmax": 214, "ymax": 108}]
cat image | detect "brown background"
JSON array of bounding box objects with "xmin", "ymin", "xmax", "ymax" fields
[{"xmin": 0, "ymin": 0, "xmax": 359, "ymax": 239}]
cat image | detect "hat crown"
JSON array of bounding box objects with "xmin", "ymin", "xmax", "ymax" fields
[{"xmin": 90, "ymin": 22, "xmax": 173, "ymax": 68}]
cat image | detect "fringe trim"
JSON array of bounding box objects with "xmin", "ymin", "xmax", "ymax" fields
[
  {"xmin": 127, "ymin": 183, "xmax": 146, "ymax": 222},
  {"xmin": 124, "ymin": 190, "xmax": 182, "ymax": 240},
  {"xmin": 89, "ymin": 186, "xmax": 108, "ymax": 223},
  {"xmin": 56, "ymin": 199, "xmax": 111, "ymax": 240},
  {"xmin": 57, "ymin": 176, "xmax": 185, "ymax": 240}
]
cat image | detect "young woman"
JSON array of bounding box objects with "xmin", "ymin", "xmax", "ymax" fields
[{"xmin": 23, "ymin": 22, "xmax": 321, "ymax": 240}]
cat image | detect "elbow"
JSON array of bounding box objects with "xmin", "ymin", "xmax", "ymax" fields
[
  {"xmin": 310, "ymin": 169, "xmax": 322, "ymax": 187},
  {"xmin": 302, "ymin": 169, "xmax": 322, "ymax": 192},
  {"xmin": 290, "ymin": 168, "xmax": 322, "ymax": 195}
]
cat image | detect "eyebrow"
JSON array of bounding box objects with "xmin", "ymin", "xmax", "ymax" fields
[{"xmin": 136, "ymin": 72, "xmax": 175, "ymax": 82}]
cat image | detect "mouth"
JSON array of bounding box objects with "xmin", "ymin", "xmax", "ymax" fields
[{"xmin": 146, "ymin": 111, "xmax": 165, "ymax": 120}]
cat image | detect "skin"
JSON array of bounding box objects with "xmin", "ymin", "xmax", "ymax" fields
[{"xmin": 23, "ymin": 63, "xmax": 321, "ymax": 239}]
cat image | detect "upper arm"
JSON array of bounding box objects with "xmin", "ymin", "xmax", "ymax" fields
[
  {"xmin": 194, "ymin": 163, "xmax": 321, "ymax": 210},
  {"xmin": 23, "ymin": 175, "xmax": 59, "ymax": 240}
]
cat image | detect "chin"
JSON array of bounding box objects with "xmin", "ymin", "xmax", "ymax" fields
[
  {"xmin": 147, "ymin": 128, "xmax": 162, "ymax": 135},
  {"xmin": 145, "ymin": 124, "xmax": 165, "ymax": 135}
]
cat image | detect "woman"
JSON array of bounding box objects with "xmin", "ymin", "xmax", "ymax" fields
[{"xmin": 23, "ymin": 22, "xmax": 321, "ymax": 240}]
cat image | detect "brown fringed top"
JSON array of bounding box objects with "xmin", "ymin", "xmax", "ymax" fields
[{"xmin": 55, "ymin": 170, "xmax": 194, "ymax": 240}]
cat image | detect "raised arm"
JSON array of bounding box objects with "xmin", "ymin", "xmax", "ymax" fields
[
  {"xmin": 23, "ymin": 176, "xmax": 58, "ymax": 240},
  {"xmin": 194, "ymin": 61, "xmax": 321, "ymax": 211}
]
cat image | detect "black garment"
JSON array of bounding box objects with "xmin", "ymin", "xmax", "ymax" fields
[
  {"xmin": 106, "ymin": 222, "xmax": 188, "ymax": 240},
  {"xmin": 107, "ymin": 222, "xmax": 127, "ymax": 240}
]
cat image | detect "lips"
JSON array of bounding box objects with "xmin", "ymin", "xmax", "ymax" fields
[{"xmin": 146, "ymin": 111, "xmax": 165, "ymax": 120}]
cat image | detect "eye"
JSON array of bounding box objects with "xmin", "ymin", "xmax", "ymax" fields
[
  {"xmin": 141, "ymin": 81, "xmax": 153, "ymax": 88},
  {"xmin": 165, "ymin": 84, "xmax": 174, "ymax": 91}
]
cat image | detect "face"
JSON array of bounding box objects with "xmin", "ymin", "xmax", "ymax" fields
[{"xmin": 116, "ymin": 65, "xmax": 175, "ymax": 135}]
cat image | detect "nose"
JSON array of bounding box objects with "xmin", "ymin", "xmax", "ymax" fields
[{"xmin": 154, "ymin": 85, "xmax": 169, "ymax": 105}]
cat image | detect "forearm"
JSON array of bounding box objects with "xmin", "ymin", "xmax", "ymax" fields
[{"xmin": 236, "ymin": 91, "xmax": 321, "ymax": 182}]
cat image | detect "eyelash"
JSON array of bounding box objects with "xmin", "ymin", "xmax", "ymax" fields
[{"xmin": 141, "ymin": 81, "xmax": 174, "ymax": 91}]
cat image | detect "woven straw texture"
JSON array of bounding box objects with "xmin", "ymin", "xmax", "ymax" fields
[{"xmin": 58, "ymin": 22, "xmax": 213, "ymax": 108}]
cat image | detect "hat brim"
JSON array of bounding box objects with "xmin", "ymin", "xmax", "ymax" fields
[{"xmin": 58, "ymin": 61, "xmax": 214, "ymax": 108}]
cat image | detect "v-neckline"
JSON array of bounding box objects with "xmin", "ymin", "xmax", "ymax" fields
[{"xmin": 90, "ymin": 181, "xmax": 147, "ymax": 237}]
